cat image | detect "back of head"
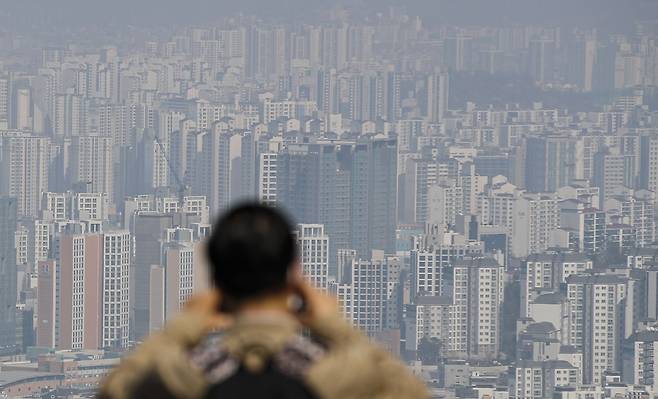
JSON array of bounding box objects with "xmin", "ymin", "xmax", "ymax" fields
[
  {"xmin": 204, "ymin": 204, "xmax": 317, "ymax": 398},
  {"xmin": 206, "ymin": 203, "xmax": 296, "ymax": 303}
]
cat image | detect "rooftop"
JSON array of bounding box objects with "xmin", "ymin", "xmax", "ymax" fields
[
  {"xmin": 416, "ymin": 296, "xmax": 453, "ymax": 306},
  {"xmin": 526, "ymin": 252, "xmax": 589, "ymax": 263},
  {"xmin": 533, "ymin": 292, "xmax": 563, "ymax": 304},
  {"xmin": 454, "ymin": 257, "xmax": 502, "ymax": 268},
  {"xmin": 630, "ymin": 330, "xmax": 658, "ymax": 342},
  {"xmin": 523, "ymin": 321, "xmax": 558, "ymax": 334},
  {"xmin": 566, "ymin": 274, "xmax": 626, "ymax": 285},
  {"xmin": 0, "ymin": 371, "xmax": 63, "ymax": 388},
  {"xmin": 559, "ymin": 345, "xmax": 579, "ymax": 354}
]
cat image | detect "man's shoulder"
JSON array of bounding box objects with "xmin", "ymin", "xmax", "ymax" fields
[{"xmin": 100, "ymin": 312, "xmax": 214, "ymax": 399}]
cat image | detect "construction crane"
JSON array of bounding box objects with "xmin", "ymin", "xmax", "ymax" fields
[{"xmin": 153, "ymin": 134, "xmax": 189, "ymax": 207}]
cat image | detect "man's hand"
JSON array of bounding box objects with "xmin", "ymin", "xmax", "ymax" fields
[{"xmin": 289, "ymin": 279, "xmax": 339, "ymax": 327}]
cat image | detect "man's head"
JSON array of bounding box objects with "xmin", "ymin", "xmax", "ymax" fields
[{"xmin": 206, "ymin": 203, "xmax": 297, "ymax": 303}]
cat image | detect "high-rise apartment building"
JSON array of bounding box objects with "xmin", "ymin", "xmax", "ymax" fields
[
  {"xmin": 296, "ymin": 224, "xmax": 329, "ymax": 290},
  {"xmin": 559, "ymin": 200, "xmax": 606, "ymax": 255},
  {"xmin": 404, "ymin": 296, "xmax": 452, "ymax": 353},
  {"xmin": 512, "ymin": 193, "xmax": 560, "ymax": 258},
  {"xmin": 521, "ymin": 253, "xmax": 592, "ymax": 317},
  {"xmin": 566, "ymin": 274, "xmax": 627, "ymax": 385},
  {"xmin": 148, "ymin": 228, "xmax": 208, "ymax": 332},
  {"xmin": 36, "ymin": 260, "xmax": 56, "ymax": 347},
  {"xmin": 101, "ymin": 231, "xmax": 131, "ymax": 349},
  {"xmin": 41, "ymin": 192, "xmax": 68, "ymax": 220},
  {"xmin": 96, "ymin": 103, "xmax": 131, "ymax": 146},
  {"xmin": 54, "ymin": 93, "xmax": 88, "ymax": 137},
  {"xmin": 0, "ymin": 197, "xmax": 17, "ymax": 348},
  {"xmin": 426, "ymin": 69, "xmax": 449, "ymax": 123},
  {"xmin": 0, "ymin": 75, "xmax": 9, "ymax": 129},
  {"xmin": 257, "ymin": 152, "xmax": 279, "ymax": 205},
  {"xmin": 511, "ymin": 360, "xmax": 578, "ymax": 399},
  {"xmin": 131, "ymin": 212, "xmax": 174, "ymax": 340},
  {"xmin": 616, "ymin": 191, "xmax": 656, "ymax": 247},
  {"xmin": 528, "ymin": 37, "xmax": 556, "ymax": 84},
  {"xmin": 450, "ymin": 257, "xmax": 504, "ymax": 360},
  {"xmin": 639, "ymin": 135, "xmax": 658, "ymax": 202},
  {"xmin": 38, "ymin": 230, "xmax": 131, "ymax": 350},
  {"xmin": 0, "ymin": 133, "xmax": 50, "ymax": 218},
  {"xmin": 524, "ymin": 135, "xmax": 578, "ymax": 193},
  {"xmin": 70, "ymin": 135, "xmax": 114, "ymax": 200},
  {"xmin": 195, "ymin": 126, "xmax": 254, "ymax": 215},
  {"xmin": 625, "ymin": 331, "xmax": 658, "ymax": 392},
  {"xmin": 593, "ymin": 147, "xmax": 635, "ymax": 208},
  {"xmin": 277, "ymin": 138, "xmax": 397, "ymax": 268},
  {"xmin": 15, "ymin": 88, "xmax": 31, "ymax": 130},
  {"xmin": 405, "ymin": 157, "xmax": 449, "ymax": 225},
  {"xmin": 336, "ymin": 254, "xmax": 401, "ymax": 336},
  {"xmin": 477, "ymin": 179, "xmax": 519, "ymax": 234},
  {"xmin": 58, "ymin": 234, "xmax": 103, "ymax": 350},
  {"xmin": 75, "ymin": 192, "xmax": 109, "ymax": 222},
  {"xmin": 411, "ymin": 235, "xmax": 484, "ymax": 297},
  {"xmin": 15, "ymin": 226, "xmax": 28, "ymax": 268},
  {"xmin": 427, "ymin": 180, "xmax": 463, "ymax": 232}
]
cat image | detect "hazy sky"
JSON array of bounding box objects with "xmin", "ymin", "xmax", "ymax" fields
[{"xmin": 1, "ymin": 0, "xmax": 656, "ymax": 31}]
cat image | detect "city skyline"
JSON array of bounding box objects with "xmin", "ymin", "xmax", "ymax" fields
[{"xmin": 1, "ymin": 1, "xmax": 658, "ymax": 398}]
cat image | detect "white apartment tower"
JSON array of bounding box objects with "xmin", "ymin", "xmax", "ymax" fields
[
  {"xmin": 70, "ymin": 136, "xmax": 114, "ymax": 200},
  {"xmin": 621, "ymin": 192, "xmax": 656, "ymax": 247},
  {"xmin": 163, "ymin": 242, "xmax": 195, "ymax": 316},
  {"xmin": 75, "ymin": 192, "xmax": 109, "ymax": 222},
  {"xmin": 625, "ymin": 331, "xmax": 658, "ymax": 392},
  {"xmin": 195, "ymin": 125, "xmax": 249, "ymax": 214},
  {"xmin": 427, "ymin": 181, "xmax": 463, "ymax": 231},
  {"xmin": 258, "ymin": 152, "xmax": 278, "ymax": 205},
  {"xmin": 97, "ymin": 104, "xmax": 130, "ymax": 146},
  {"xmin": 296, "ymin": 224, "xmax": 329, "ymax": 290},
  {"xmin": 102, "ymin": 231, "xmax": 131, "ymax": 349},
  {"xmin": 337, "ymin": 254, "xmax": 401, "ymax": 335},
  {"xmin": 566, "ymin": 274, "xmax": 627, "ymax": 385},
  {"xmin": 0, "ymin": 133, "xmax": 50, "ymax": 218},
  {"xmin": 512, "ymin": 193, "xmax": 559, "ymax": 258},
  {"xmin": 42, "ymin": 192, "xmax": 67, "ymax": 220},
  {"xmin": 426, "ymin": 69, "xmax": 449, "ymax": 123},
  {"xmin": 404, "ymin": 296, "xmax": 452, "ymax": 353},
  {"xmin": 54, "ymin": 94, "xmax": 87, "ymax": 137},
  {"xmin": 521, "ymin": 253, "xmax": 592, "ymax": 317},
  {"xmin": 411, "ymin": 237, "xmax": 484, "ymax": 298},
  {"xmin": 452, "ymin": 257, "xmax": 505, "ymax": 360}
]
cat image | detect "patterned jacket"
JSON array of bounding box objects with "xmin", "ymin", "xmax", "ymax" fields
[{"xmin": 99, "ymin": 310, "xmax": 429, "ymax": 399}]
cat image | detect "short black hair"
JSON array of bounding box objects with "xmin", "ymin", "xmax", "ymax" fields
[{"xmin": 206, "ymin": 203, "xmax": 297, "ymax": 302}]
